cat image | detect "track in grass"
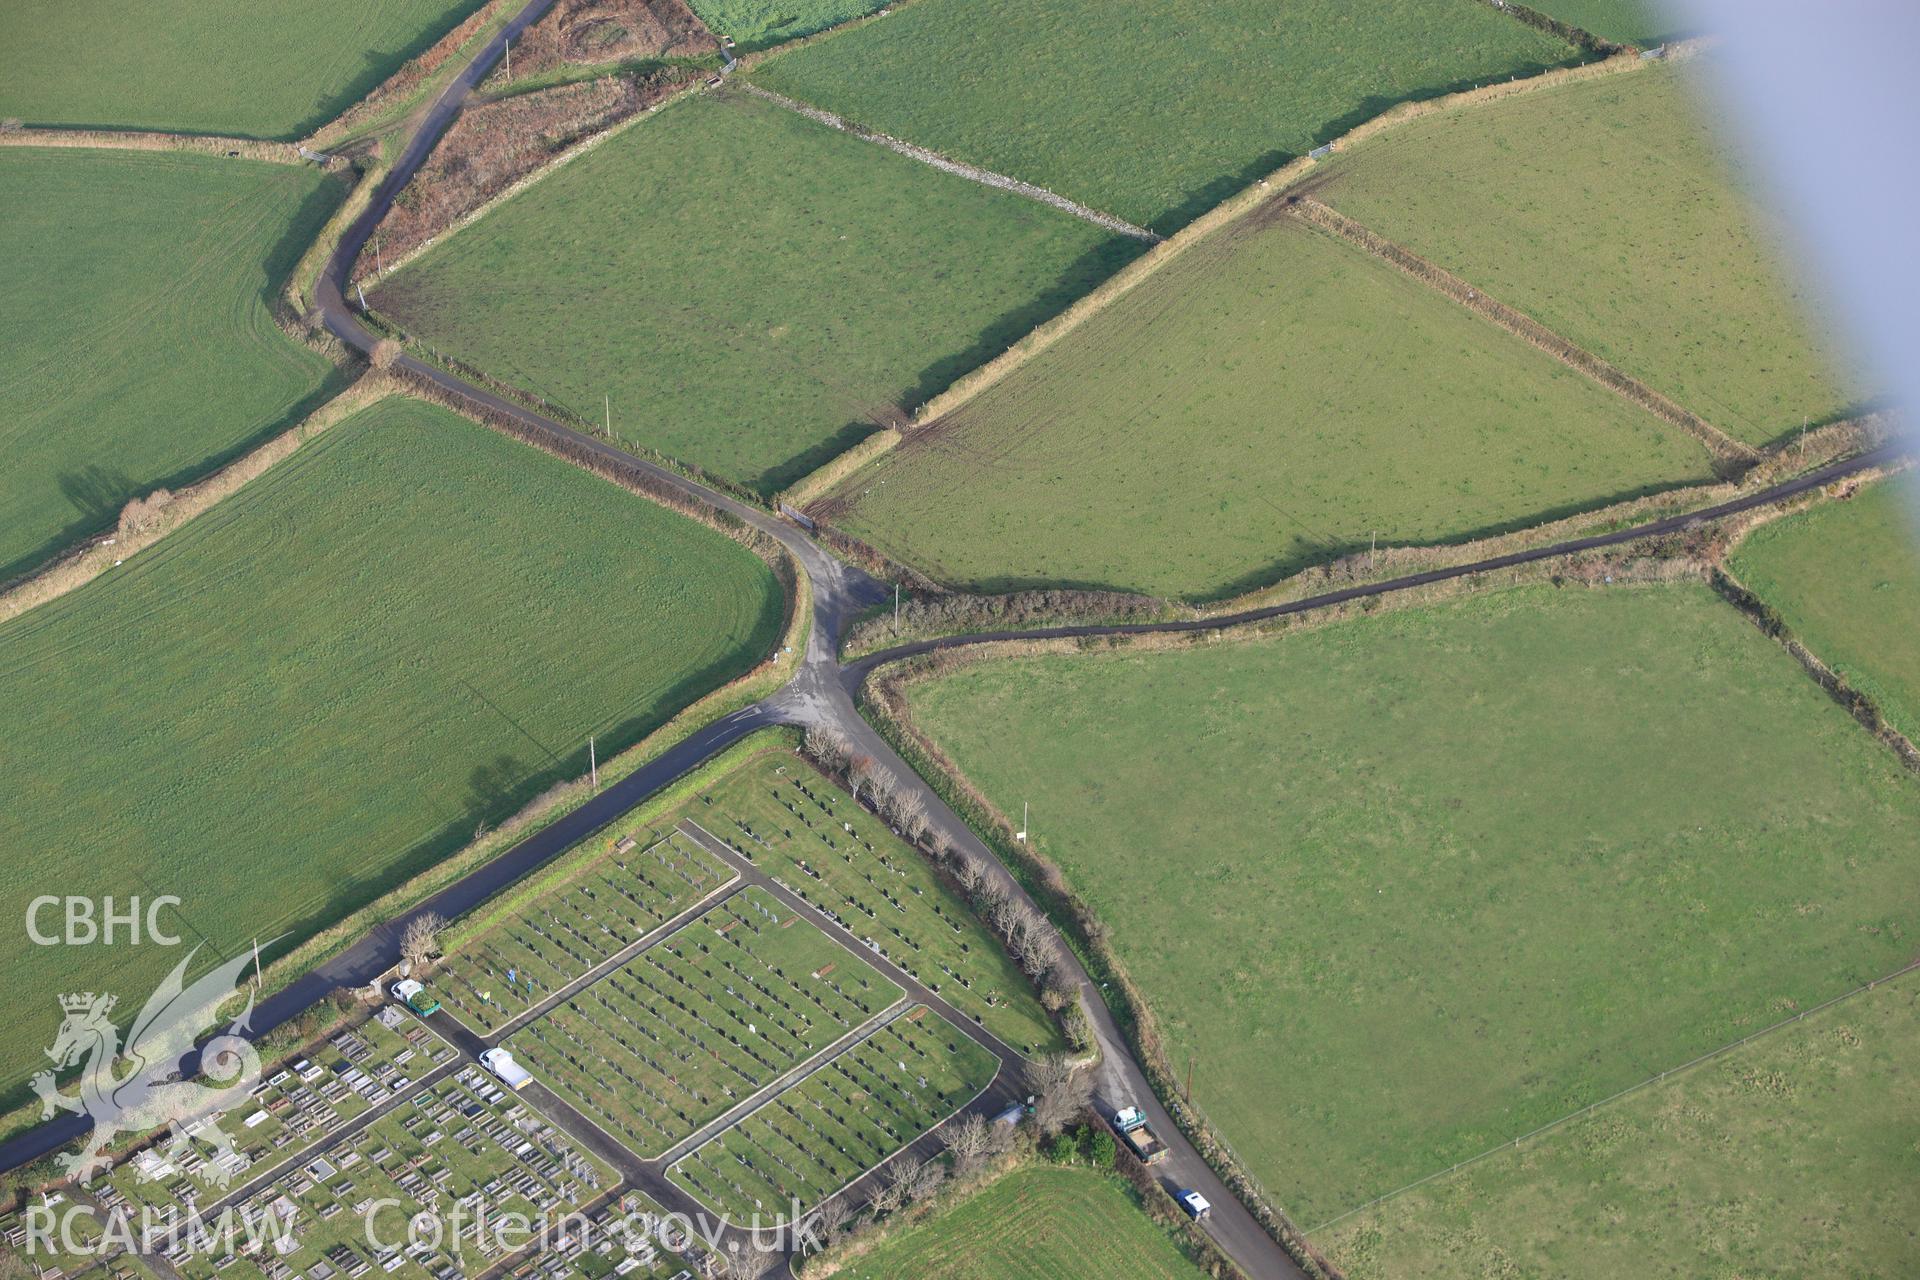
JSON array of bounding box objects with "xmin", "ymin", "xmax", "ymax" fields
[
  {"xmin": 901, "ymin": 582, "xmax": 1920, "ymax": 1223},
  {"xmin": 0, "ymin": 395, "xmax": 784, "ymax": 1098},
  {"xmin": 371, "ymin": 89, "xmax": 1143, "ymax": 496},
  {"xmin": 1730, "ymin": 473, "xmax": 1920, "ymax": 742},
  {"xmin": 0, "ymin": 0, "xmax": 492, "ymax": 138},
  {"xmin": 751, "ymin": 0, "xmax": 1584, "ymax": 235},
  {"xmin": 509, "ymin": 887, "xmax": 904, "ymax": 1157},
  {"xmin": 696, "ymin": 749, "xmax": 1061, "ymax": 1053},
  {"xmin": 829, "ymin": 205, "xmax": 1712, "ymax": 601},
  {"xmin": 667, "ymin": 1003, "xmax": 997, "ymax": 1221},
  {"xmin": 1312, "ymin": 61, "xmax": 1864, "ymax": 446},
  {"xmin": 1321, "ymin": 973, "xmax": 1920, "ymax": 1279},
  {"xmin": 0, "ymin": 148, "xmax": 339, "ymax": 581}
]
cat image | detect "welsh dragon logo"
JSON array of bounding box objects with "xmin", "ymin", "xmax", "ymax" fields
[{"xmin": 33, "ymin": 946, "xmax": 263, "ymax": 1187}]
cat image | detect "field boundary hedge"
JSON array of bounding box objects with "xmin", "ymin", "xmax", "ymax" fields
[
  {"xmin": 0, "ymin": 124, "xmax": 325, "ymax": 166},
  {"xmin": 1290, "ymin": 196, "xmax": 1760, "ymax": 471}
]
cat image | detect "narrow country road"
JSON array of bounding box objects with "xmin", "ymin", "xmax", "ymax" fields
[{"xmin": 2, "ymin": 4, "xmax": 1902, "ymax": 1278}]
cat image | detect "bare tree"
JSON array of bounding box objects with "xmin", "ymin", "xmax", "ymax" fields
[
  {"xmin": 952, "ymin": 852, "xmax": 989, "ymax": 900},
  {"xmin": 803, "ymin": 724, "xmax": 849, "ymax": 769},
  {"xmin": 725, "ymin": 1242, "xmax": 779, "ymax": 1280},
  {"xmin": 369, "ymin": 338, "xmax": 404, "ymax": 370},
  {"xmin": 943, "ymin": 1112, "xmax": 993, "ymax": 1175},
  {"xmin": 400, "ymin": 911, "xmax": 447, "ymax": 969},
  {"xmin": 1026, "ymin": 1053, "xmax": 1092, "ymax": 1137},
  {"xmin": 809, "ymin": 1194, "xmax": 853, "ymax": 1250},
  {"xmin": 908, "ymin": 1158, "xmax": 946, "ymax": 1202},
  {"xmin": 888, "ymin": 789, "xmax": 929, "ymax": 843}
]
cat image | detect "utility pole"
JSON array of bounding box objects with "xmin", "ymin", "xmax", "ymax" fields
[
  {"xmin": 504, "ymin": 38, "xmax": 511, "ymax": 81},
  {"xmin": 590, "ymin": 735, "xmax": 598, "ymax": 792},
  {"xmin": 356, "ymin": 281, "xmax": 368, "ymax": 310},
  {"xmin": 605, "ymin": 394, "xmax": 611, "ymax": 438},
  {"xmin": 1369, "ymin": 529, "xmax": 1376, "ymax": 571},
  {"xmin": 893, "ymin": 583, "xmax": 900, "ymax": 635},
  {"xmin": 1015, "ymin": 801, "xmax": 1028, "ymax": 842},
  {"xmin": 1185, "ymin": 1055, "xmax": 1193, "ymax": 1104},
  {"xmin": 252, "ymin": 938, "xmax": 262, "ymax": 989}
]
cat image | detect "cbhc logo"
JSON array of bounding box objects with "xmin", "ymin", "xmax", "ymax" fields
[{"xmin": 26, "ymin": 896, "xmax": 183, "ymax": 946}]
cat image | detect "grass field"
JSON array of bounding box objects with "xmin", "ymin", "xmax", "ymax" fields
[
  {"xmin": 838, "ymin": 1164, "xmax": 1210, "ymax": 1280},
  {"xmin": 1526, "ymin": 0, "xmax": 1690, "ymax": 45},
  {"xmin": 829, "ymin": 209, "xmax": 1712, "ymax": 600},
  {"xmin": 1315, "ymin": 63, "xmax": 1861, "ymax": 446},
  {"xmin": 667, "ymin": 1004, "xmax": 998, "ymax": 1220},
  {"xmin": 0, "ymin": 148, "xmax": 339, "ymax": 581},
  {"xmin": 701, "ymin": 750, "xmax": 1060, "ymax": 1053},
  {"xmin": 0, "ymin": 0, "xmax": 489, "ymax": 137},
  {"xmin": 1322, "ymin": 974, "xmax": 1920, "ymax": 1278},
  {"xmin": 686, "ymin": 0, "xmax": 883, "ymax": 49},
  {"xmin": 512, "ymin": 887, "xmax": 903, "ymax": 1156},
  {"xmin": 372, "ymin": 90, "xmax": 1141, "ymax": 495},
  {"xmin": 0, "ymin": 395, "xmax": 783, "ymax": 1097},
  {"xmin": 902, "ymin": 583, "xmax": 1920, "ymax": 1223},
  {"xmin": 751, "ymin": 0, "xmax": 1581, "ymax": 234},
  {"xmin": 1731, "ymin": 476, "xmax": 1920, "ymax": 741}
]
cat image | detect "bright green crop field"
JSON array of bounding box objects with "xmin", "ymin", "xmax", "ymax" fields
[
  {"xmin": 0, "ymin": 0, "xmax": 488, "ymax": 137},
  {"xmin": 1732, "ymin": 476, "xmax": 1920, "ymax": 742},
  {"xmin": 1316, "ymin": 63, "xmax": 1862, "ymax": 446},
  {"xmin": 839, "ymin": 1165, "xmax": 1210, "ymax": 1280},
  {"xmin": 829, "ymin": 212, "xmax": 1711, "ymax": 600},
  {"xmin": 752, "ymin": 0, "xmax": 1581, "ymax": 233},
  {"xmin": 903, "ymin": 584, "xmax": 1920, "ymax": 1223},
  {"xmin": 0, "ymin": 395, "xmax": 783, "ymax": 1097},
  {"xmin": 372, "ymin": 90, "xmax": 1142, "ymax": 496},
  {"xmin": 685, "ymin": 0, "xmax": 885, "ymax": 49},
  {"xmin": 1323, "ymin": 975, "xmax": 1920, "ymax": 1279},
  {"xmin": 0, "ymin": 148, "xmax": 340, "ymax": 581}
]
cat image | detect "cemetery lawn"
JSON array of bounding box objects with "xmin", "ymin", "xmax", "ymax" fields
[
  {"xmin": 370, "ymin": 89, "xmax": 1143, "ymax": 496},
  {"xmin": 0, "ymin": 0, "xmax": 490, "ymax": 137},
  {"xmin": 668, "ymin": 1005, "xmax": 999, "ymax": 1220},
  {"xmin": 899, "ymin": 583, "xmax": 1920, "ymax": 1224},
  {"xmin": 750, "ymin": 0, "xmax": 1581, "ymax": 234},
  {"xmin": 0, "ymin": 147, "xmax": 340, "ymax": 580},
  {"xmin": 1730, "ymin": 475, "xmax": 1920, "ymax": 742},
  {"xmin": 826, "ymin": 207, "xmax": 1709, "ymax": 601},
  {"xmin": 698, "ymin": 748, "xmax": 1062, "ymax": 1054},
  {"xmin": 837, "ymin": 1163, "xmax": 1212, "ymax": 1280},
  {"xmin": 1313, "ymin": 62, "xmax": 1862, "ymax": 446},
  {"xmin": 0, "ymin": 395, "xmax": 783, "ymax": 1099},
  {"xmin": 1321, "ymin": 974, "xmax": 1920, "ymax": 1279},
  {"xmin": 510, "ymin": 887, "xmax": 904, "ymax": 1158}
]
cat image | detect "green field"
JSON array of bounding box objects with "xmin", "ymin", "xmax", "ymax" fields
[
  {"xmin": 0, "ymin": 395, "xmax": 783, "ymax": 1096},
  {"xmin": 1315, "ymin": 63, "xmax": 1861, "ymax": 446},
  {"xmin": 0, "ymin": 148, "xmax": 339, "ymax": 580},
  {"xmin": 372, "ymin": 90, "xmax": 1141, "ymax": 495},
  {"xmin": 752, "ymin": 0, "xmax": 1581, "ymax": 233},
  {"xmin": 701, "ymin": 749, "xmax": 1061, "ymax": 1053},
  {"xmin": 686, "ymin": 0, "xmax": 884, "ymax": 49},
  {"xmin": 1527, "ymin": 0, "xmax": 1690, "ymax": 45},
  {"xmin": 839, "ymin": 1164, "xmax": 1210, "ymax": 1280},
  {"xmin": 902, "ymin": 584, "xmax": 1920, "ymax": 1223},
  {"xmin": 0, "ymin": 0, "xmax": 488, "ymax": 137},
  {"xmin": 668, "ymin": 1004, "xmax": 998, "ymax": 1220},
  {"xmin": 512, "ymin": 887, "xmax": 903, "ymax": 1156},
  {"xmin": 1732, "ymin": 476, "xmax": 1920, "ymax": 741},
  {"xmin": 829, "ymin": 210, "xmax": 1711, "ymax": 600},
  {"xmin": 1324, "ymin": 975, "xmax": 1920, "ymax": 1278}
]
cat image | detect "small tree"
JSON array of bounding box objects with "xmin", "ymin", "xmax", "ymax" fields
[
  {"xmin": 726, "ymin": 1242, "xmax": 779, "ymax": 1280},
  {"xmin": 803, "ymin": 724, "xmax": 850, "ymax": 769},
  {"xmin": 809, "ymin": 1194, "xmax": 852, "ymax": 1251},
  {"xmin": 369, "ymin": 337, "xmax": 404, "ymax": 370},
  {"xmin": 1045, "ymin": 1131, "xmax": 1080, "ymax": 1164},
  {"xmin": 1089, "ymin": 1128, "xmax": 1118, "ymax": 1167},
  {"xmin": 943, "ymin": 1112, "xmax": 992, "ymax": 1175},
  {"xmin": 1026, "ymin": 1053, "xmax": 1091, "ymax": 1138},
  {"xmin": 400, "ymin": 911, "xmax": 446, "ymax": 969}
]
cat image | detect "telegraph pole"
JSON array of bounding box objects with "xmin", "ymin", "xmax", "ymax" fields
[
  {"xmin": 590, "ymin": 735, "xmax": 598, "ymax": 792},
  {"xmin": 605, "ymin": 394, "xmax": 611, "ymax": 438},
  {"xmin": 893, "ymin": 583, "xmax": 900, "ymax": 634},
  {"xmin": 504, "ymin": 38, "xmax": 511, "ymax": 81}
]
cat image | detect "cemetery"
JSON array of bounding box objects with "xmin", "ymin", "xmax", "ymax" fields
[
  {"xmin": 503, "ymin": 1190, "xmax": 695, "ymax": 1280},
  {"xmin": 437, "ymin": 828, "xmax": 736, "ymax": 1036},
  {"xmin": 105, "ymin": 1014, "xmax": 450, "ymax": 1214},
  {"xmin": 161, "ymin": 1066, "xmax": 611, "ymax": 1280},
  {"xmin": 695, "ymin": 749, "xmax": 1058, "ymax": 1054},
  {"xmin": 508, "ymin": 887, "xmax": 904, "ymax": 1159},
  {"xmin": 665, "ymin": 1004, "xmax": 997, "ymax": 1224}
]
